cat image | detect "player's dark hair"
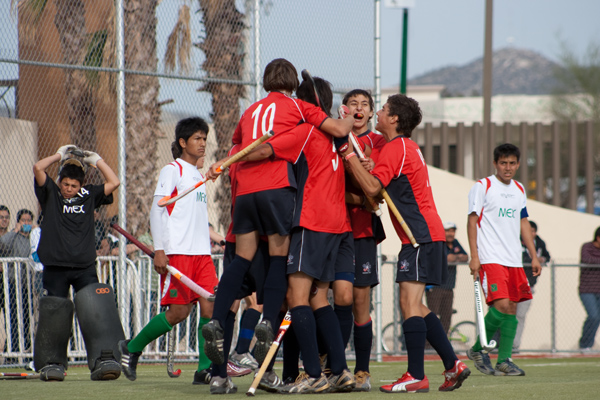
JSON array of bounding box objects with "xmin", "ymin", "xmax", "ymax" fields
[
  {"xmin": 343, "ymin": 89, "xmax": 374, "ymax": 120},
  {"xmin": 594, "ymin": 226, "xmax": 600, "ymax": 241},
  {"xmin": 529, "ymin": 220, "xmax": 538, "ymax": 231},
  {"xmin": 0, "ymin": 205, "xmax": 9, "ymax": 215},
  {"xmin": 172, "ymin": 117, "xmax": 209, "ymax": 160},
  {"xmin": 297, "ymin": 76, "xmax": 333, "ymax": 117},
  {"xmin": 16, "ymin": 209, "xmax": 34, "ymax": 223},
  {"xmin": 263, "ymin": 58, "xmax": 299, "ymax": 94},
  {"xmin": 386, "ymin": 94, "xmax": 422, "ymax": 138},
  {"xmin": 493, "ymin": 143, "xmax": 521, "ymax": 162},
  {"xmin": 58, "ymin": 160, "xmax": 85, "ymax": 185}
]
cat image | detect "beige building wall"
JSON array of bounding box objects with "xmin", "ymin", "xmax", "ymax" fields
[{"xmin": 0, "ymin": 117, "xmax": 40, "ymax": 225}]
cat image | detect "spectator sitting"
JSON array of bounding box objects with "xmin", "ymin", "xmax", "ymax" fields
[
  {"xmin": 0, "ymin": 205, "xmax": 10, "ymax": 238},
  {"xmin": 0, "ymin": 209, "xmax": 35, "ymax": 259},
  {"xmin": 106, "ymin": 216, "xmax": 145, "ymax": 258}
]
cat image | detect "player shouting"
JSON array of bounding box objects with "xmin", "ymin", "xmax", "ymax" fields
[
  {"xmin": 118, "ymin": 118, "xmax": 220, "ymax": 388},
  {"xmin": 202, "ymin": 58, "xmax": 355, "ymax": 385},
  {"xmin": 339, "ymin": 94, "xmax": 470, "ymax": 393},
  {"xmin": 339, "ymin": 89, "xmax": 387, "ymax": 391}
]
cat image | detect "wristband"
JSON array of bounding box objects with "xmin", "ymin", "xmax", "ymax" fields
[{"xmin": 345, "ymin": 152, "xmax": 357, "ymax": 161}]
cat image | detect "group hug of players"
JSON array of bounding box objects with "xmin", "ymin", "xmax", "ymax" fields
[{"xmin": 34, "ymin": 57, "xmax": 537, "ymax": 394}]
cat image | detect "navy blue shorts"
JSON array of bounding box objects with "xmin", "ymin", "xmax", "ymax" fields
[
  {"xmin": 224, "ymin": 240, "xmax": 269, "ymax": 302},
  {"xmin": 395, "ymin": 241, "xmax": 448, "ymax": 285},
  {"xmin": 232, "ymin": 188, "xmax": 295, "ymax": 236},
  {"xmin": 287, "ymin": 228, "xmax": 354, "ymax": 283},
  {"xmin": 353, "ymin": 237, "xmax": 379, "ymax": 288}
]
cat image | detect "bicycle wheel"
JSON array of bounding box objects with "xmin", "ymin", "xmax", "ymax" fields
[
  {"xmin": 448, "ymin": 321, "xmax": 477, "ymax": 353},
  {"xmin": 381, "ymin": 322, "xmax": 403, "ymax": 355}
]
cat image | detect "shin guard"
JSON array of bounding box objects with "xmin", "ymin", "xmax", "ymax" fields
[
  {"xmin": 33, "ymin": 296, "xmax": 74, "ymax": 371},
  {"xmin": 74, "ymin": 283, "xmax": 125, "ymax": 370}
]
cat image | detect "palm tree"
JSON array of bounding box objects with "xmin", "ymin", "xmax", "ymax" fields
[
  {"xmin": 165, "ymin": 1, "xmax": 247, "ymax": 231},
  {"xmin": 122, "ymin": 0, "xmax": 162, "ymax": 238},
  {"xmin": 197, "ymin": 0, "xmax": 246, "ymax": 230}
]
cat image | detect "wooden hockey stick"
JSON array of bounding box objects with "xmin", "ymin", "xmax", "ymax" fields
[
  {"xmin": 246, "ymin": 311, "xmax": 292, "ymax": 396},
  {"xmin": 474, "ymin": 278, "xmax": 497, "ymax": 351},
  {"xmin": 166, "ymin": 330, "xmax": 181, "ymax": 378},
  {"xmin": 347, "ymin": 133, "xmax": 383, "ymax": 217},
  {"xmin": 110, "ymin": 223, "xmax": 214, "ymax": 300},
  {"xmin": 379, "ymin": 189, "xmax": 419, "ymax": 248},
  {"xmin": 157, "ymin": 131, "xmax": 274, "ymax": 207}
]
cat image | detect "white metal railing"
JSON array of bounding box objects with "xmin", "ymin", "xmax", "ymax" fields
[{"xmin": 0, "ymin": 254, "xmax": 224, "ymax": 367}]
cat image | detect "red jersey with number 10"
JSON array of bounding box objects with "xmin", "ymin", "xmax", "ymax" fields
[
  {"xmin": 371, "ymin": 135, "xmax": 445, "ymax": 245},
  {"xmin": 233, "ymin": 91, "xmax": 329, "ymax": 196},
  {"xmin": 268, "ymin": 124, "xmax": 350, "ymax": 234}
]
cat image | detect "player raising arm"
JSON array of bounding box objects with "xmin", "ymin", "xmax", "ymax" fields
[
  {"xmin": 466, "ymin": 143, "xmax": 541, "ymax": 376},
  {"xmin": 202, "ymin": 59, "xmax": 354, "ymax": 390},
  {"xmin": 32, "ymin": 146, "xmax": 124, "ymax": 382}
]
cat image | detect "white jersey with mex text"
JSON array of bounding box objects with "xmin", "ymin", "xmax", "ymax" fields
[
  {"xmin": 153, "ymin": 158, "xmax": 211, "ymax": 255},
  {"xmin": 468, "ymin": 175, "xmax": 528, "ymax": 267}
]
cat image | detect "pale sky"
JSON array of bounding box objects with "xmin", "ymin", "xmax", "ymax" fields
[
  {"xmin": 385, "ymin": 0, "xmax": 600, "ymax": 85},
  {"xmin": 1, "ymin": 0, "xmax": 599, "ymax": 111}
]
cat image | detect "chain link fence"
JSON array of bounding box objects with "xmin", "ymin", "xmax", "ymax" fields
[
  {"xmin": 2, "ymin": 0, "xmax": 598, "ymax": 371},
  {"xmin": 0, "ymin": 0, "xmax": 377, "ymax": 368}
]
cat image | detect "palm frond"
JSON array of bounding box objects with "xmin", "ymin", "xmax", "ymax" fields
[
  {"xmin": 15, "ymin": 0, "xmax": 49, "ymax": 44},
  {"xmin": 165, "ymin": 5, "xmax": 192, "ymax": 74}
]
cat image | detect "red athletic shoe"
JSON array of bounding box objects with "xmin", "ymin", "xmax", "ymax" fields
[
  {"xmin": 226, "ymin": 361, "xmax": 252, "ymax": 377},
  {"xmin": 380, "ymin": 372, "xmax": 429, "ymax": 393},
  {"xmin": 439, "ymin": 360, "xmax": 471, "ymax": 391}
]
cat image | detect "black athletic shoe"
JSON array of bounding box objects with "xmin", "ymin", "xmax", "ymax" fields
[
  {"xmin": 118, "ymin": 339, "xmax": 141, "ymax": 381},
  {"xmin": 193, "ymin": 368, "xmax": 212, "ymax": 385},
  {"xmin": 253, "ymin": 320, "xmax": 274, "ymax": 365},
  {"xmin": 202, "ymin": 320, "xmax": 225, "ymax": 365},
  {"xmin": 39, "ymin": 364, "xmax": 65, "ymax": 382},
  {"xmin": 91, "ymin": 351, "xmax": 121, "ymax": 381}
]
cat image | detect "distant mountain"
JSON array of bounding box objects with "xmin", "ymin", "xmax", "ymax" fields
[{"xmin": 408, "ymin": 48, "xmax": 561, "ymax": 97}]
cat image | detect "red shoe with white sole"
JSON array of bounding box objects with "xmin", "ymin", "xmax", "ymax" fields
[
  {"xmin": 439, "ymin": 360, "xmax": 471, "ymax": 391},
  {"xmin": 380, "ymin": 372, "xmax": 429, "ymax": 393}
]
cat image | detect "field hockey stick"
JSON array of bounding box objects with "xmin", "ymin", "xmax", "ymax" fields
[
  {"xmin": 346, "ymin": 134, "xmax": 418, "ymax": 247},
  {"xmin": 347, "ymin": 133, "xmax": 383, "ymax": 217},
  {"xmin": 246, "ymin": 311, "xmax": 292, "ymax": 396},
  {"xmin": 110, "ymin": 223, "xmax": 214, "ymax": 300},
  {"xmin": 158, "ymin": 131, "xmax": 274, "ymax": 207},
  {"xmin": 474, "ymin": 278, "xmax": 497, "ymax": 351},
  {"xmin": 379, "ymin": 189, "xmax": 419, "ymax": 248},
  {"xmin": 166, "ymin": 330, "xmax": 181, "ymax": 378},
  {"xmin": 300, "ymin": 69, "xmax": 322, "ymax": 109},
  {"xmin": 0, "ymin": 372, "xmax": 40, "ymax": 380}
]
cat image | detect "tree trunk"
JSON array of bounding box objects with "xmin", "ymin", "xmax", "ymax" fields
[
  {"xmin": 123, "ymin": 0, "xmax": 161, "ymax": 238},
  {"xmin": 54, "ymin": 0, "xmax": 97, "ymax": 153},
  {"xmin": 197, "ymin": 0, "xmax": 246, "ymax": 231}
]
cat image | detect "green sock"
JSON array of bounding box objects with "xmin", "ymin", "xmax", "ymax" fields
[
  {"xmin": 472, "ymin": 307, "xmax": 504, "ymax": 352},
  {"xmin": 497, "ymin": 313, "xmax": 518, "ymax": 362},
  {"xmin": 128, "ymin": 312, "xmax": 173, "ymax": 353},
  {"xmin": 197, "ymin": 316, "xmax": 211, "ymax": 372}
]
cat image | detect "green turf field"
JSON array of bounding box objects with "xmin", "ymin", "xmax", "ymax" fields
[{"xmin": 2, "ymin": 357, "xmax": 599, "ymax": 399}]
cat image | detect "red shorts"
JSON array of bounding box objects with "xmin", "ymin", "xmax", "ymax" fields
[
  {"xmin": 479, "ymin": 263, "xmax": 532, "ymax": 305},
  {"xmin": 160, "ymin": 254, "xmax": 219, "ymax": 306}
]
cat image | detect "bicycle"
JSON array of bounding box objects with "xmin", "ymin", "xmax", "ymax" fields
[{"xmin": 381, "ymin": 311, "xmax": 477, "ymax": 355}]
